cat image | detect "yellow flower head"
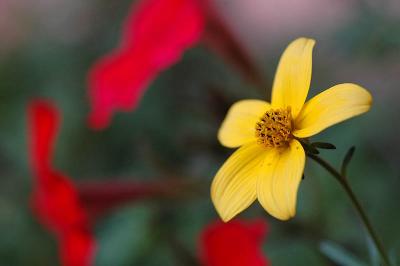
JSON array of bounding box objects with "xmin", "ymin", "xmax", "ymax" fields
[{"xmin": 211, "ymin": 38, "xmax": 372, "ymax": 221}]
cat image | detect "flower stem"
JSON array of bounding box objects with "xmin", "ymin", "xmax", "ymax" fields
[
  {"xmin": 308, "ymin": 154, "xmax": 391, "ymax": 266},
  {"xmin": 77, "ymin": 178, "xmax": 205, "ymax": 217}
]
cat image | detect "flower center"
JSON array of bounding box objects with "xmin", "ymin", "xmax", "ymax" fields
[{"xmin": 255, "ymin": 107, "xmax": 292, "ymax": 148}]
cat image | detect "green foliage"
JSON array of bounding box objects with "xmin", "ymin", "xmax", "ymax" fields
[
  {"xmin": 95, "ymin": 206, "xmax": 151, "ymax": 266},
  {"xmin": 320, "ymin": 241, "xmax": 367, "ymax": 266}
]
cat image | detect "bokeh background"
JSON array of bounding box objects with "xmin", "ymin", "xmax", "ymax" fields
[{"xmin": 1, "ymin": 0, "xmax": 400, "ymax": 265}]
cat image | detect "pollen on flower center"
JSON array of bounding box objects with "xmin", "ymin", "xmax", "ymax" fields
[{"xmin": 255, "ymin": 107, "xmax": 292, "ymax": 148}]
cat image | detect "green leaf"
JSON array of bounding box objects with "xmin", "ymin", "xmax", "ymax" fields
[
  {"xmin": 389, "ymin": 249, "xmax": 399, "ymax": 266},
  {"xmin": 366, "ymin": 236, "xmax": 379, "ymax": 266},
  {"xmin": 311, "ymin": 142, "xmax": 336, "ymax": 150},
  {"xmin": 341, "ymin": 146, "xmax": 356, "ymax": 176},
  {"xmin": 299, "ymin": 141, "xmax": 320, "ymax": 155},
  {"xmin": 320, "ymin": 241, "xmax": 367, "ymax": 266},
  {"xmin": 95, "ymin": 205, "xmax": 154, "ymax": 266}
]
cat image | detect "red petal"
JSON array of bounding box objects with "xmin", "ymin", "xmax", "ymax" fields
[
  {"xmin": 199, "ymin": 219, "xmax": 270, "ymax": 266},
  {"xmin": 87, "ymin": 0, "xmax": 205, "ymax": 129},
  {"xmin": 247, "ymin": 219, "xmax": 269, "ymax": 243},
  {"xmin": 28, "ymin": 100, "xmax": 96, "ymax": 266},
  {"xmin": 123, "ymin": 0, "xmax": 205, "ymax": 67},
  {"xmin": 60, "ymin": 231, "xmax": 96, "ymax": 266},
  {"xmin": 32, "ymin": 171, "xmax": 88, "ymax": 234},
  {"xmin": 87, "ymin": 49, "xmax": 154, "ymax": 129},
  {"xmin": 27, "ymin": 100, "xmax": 60, "ymax": 176}
]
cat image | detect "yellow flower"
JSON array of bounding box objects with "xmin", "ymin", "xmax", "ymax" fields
[{"xmin": 211, "ymin": 38, "xmax": 372, "ymax": 221}]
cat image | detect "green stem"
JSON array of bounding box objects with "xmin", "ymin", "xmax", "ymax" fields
[{"xmin": 308, "ymin": 154, "xmax": 391, "ymax": 266}]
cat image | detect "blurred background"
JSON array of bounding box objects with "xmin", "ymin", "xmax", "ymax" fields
[{"xmin": 1, "ymin": 0, "xmax": 400, "ymax": 265}]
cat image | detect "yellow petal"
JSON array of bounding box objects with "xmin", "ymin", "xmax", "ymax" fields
[
  {"xmin": 218, "ymin": 100, "xmax": 271, "ymax": 148},
  {"xmin": 211, "ymin": 142, "xmax": 268, "ymax": 222},
  {"xmin": 293, "ymin": 83, "xmax": 372, "ymax": 138},
  {"xmin": 257, "ymin": 140, "xmax": 305, "ymax": 220},
  {"xmin": 271, "ymin": 38, "xmax": 315, "ymax": 119}
]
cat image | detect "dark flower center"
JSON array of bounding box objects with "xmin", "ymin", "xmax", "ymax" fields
[{"xmin": 255, "ymin": 107, "xmax": 292, "ymax": 148}]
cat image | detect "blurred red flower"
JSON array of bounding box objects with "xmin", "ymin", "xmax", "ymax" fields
[
  {"xmin": 61, "ymin": 231, "xmax": 96, "ymax": 266},
  {"xmin": 32, "ymin": 171, "xmax": 88, "ymax": 234},
  {"xmin": 88, "ymin": 0, "xmax": 205, "ymax": 129},
  {"xmin": 28, "ymin": 100, "xmax": 59, "ymax": 175},
  {"xmin": 28, "ymin": 100, "xmax": 96, "ymax": 266},
  {"xmin": 199, "ymin": 219, "xmax": 270, "ymax": 266}
]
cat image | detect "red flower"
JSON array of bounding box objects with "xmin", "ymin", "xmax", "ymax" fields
[
  {"xmin": 88, "ymin": 0, "xmax": 205, "ymax": 129},
  {"xmin": 60, "ymin": 231, "xmax": 95, "ymax": 266},
  {"xmin": 28, "ymin": 100, "xmax": 96, "ymax": 266},
  {"xmin": 28, "ymin": 100, "xmax": 59, "ymax": 175},
  {"xmin": 32, "ymin": 171, "xmax": 88, "ymax": 234},
  {"xmin": 199, "ymin": 219, "xmax": 270, "ymax": 266}
]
